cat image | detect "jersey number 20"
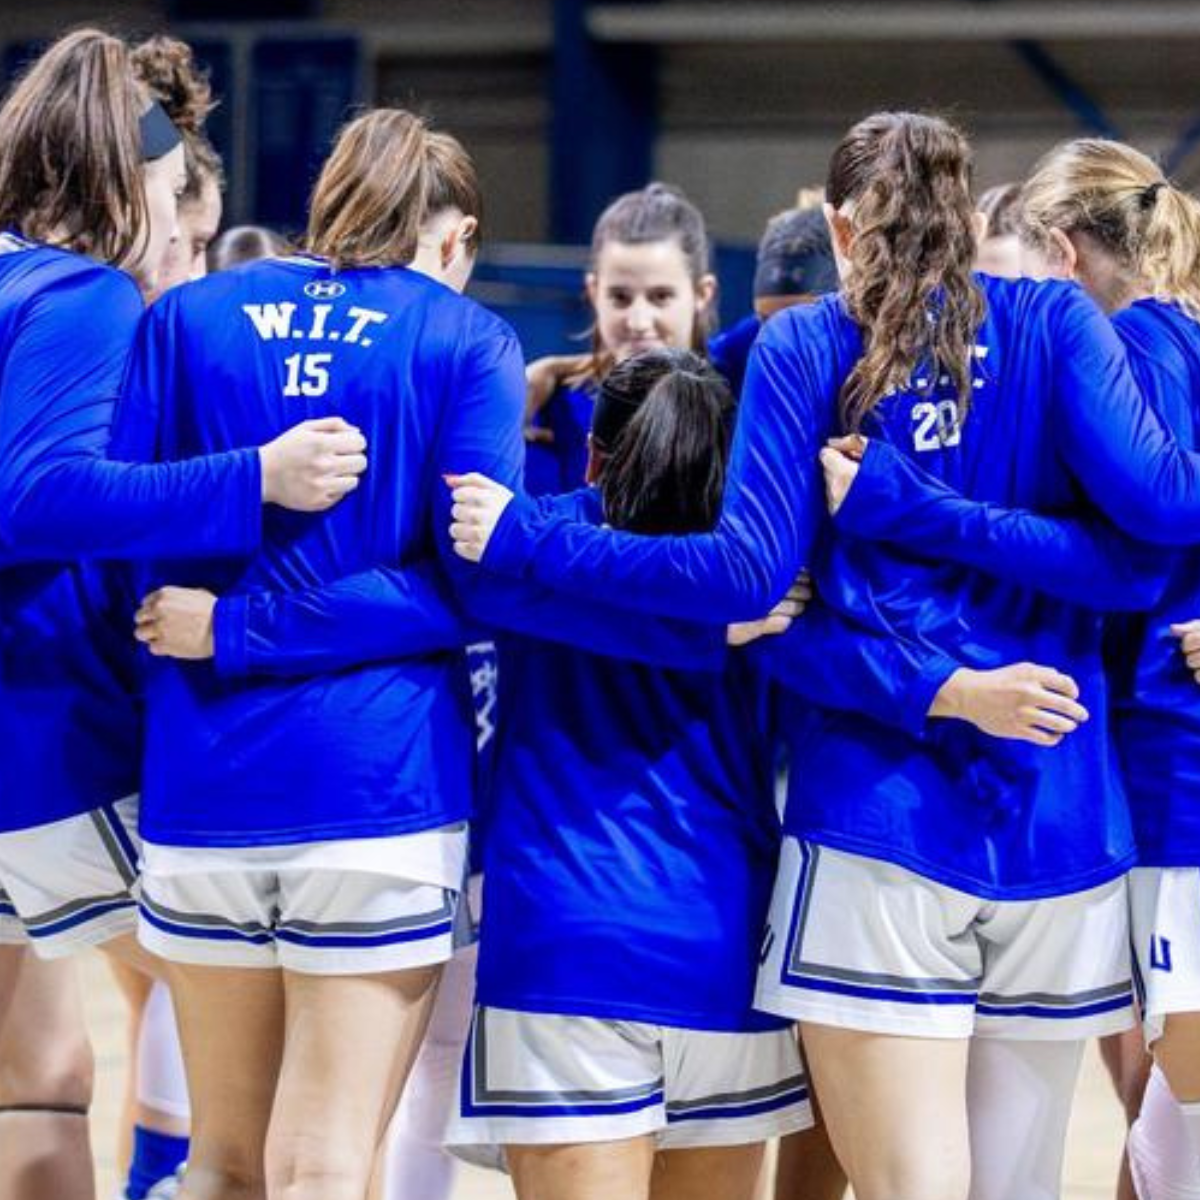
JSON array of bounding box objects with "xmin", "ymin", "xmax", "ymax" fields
[{"xmin": 912, "ymin": 399, "xmax": 962, "ymax": 452}]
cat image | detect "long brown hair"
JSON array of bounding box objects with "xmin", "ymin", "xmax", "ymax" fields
[
  {"xmin": 1020, "ymin": 138, "xmax": 1200, "ymax": 320},
  {"xmin": 307, "ymin": 108, "xmax": 481, "ymax": 270},
  {"xmin": 133, "ymin": 35, "xmax": 224, "ymax": 205},
  {"xmin": 827, "ymin": 112, "xmax": 985, "ymax": 433},
  {"xmin": 425, "ymin": 131, "xmax": 484, "ymax": 245},
  {"xmin": 0, "ymin": 29, "xmax": 148, "ymax": 266}
]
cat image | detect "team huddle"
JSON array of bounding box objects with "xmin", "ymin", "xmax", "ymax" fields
[{"xmin": 1, "ymin": 21, "xmax": 1200, "ymax": 1200}]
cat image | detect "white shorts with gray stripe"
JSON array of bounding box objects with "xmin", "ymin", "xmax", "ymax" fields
[
  {"xmin": 137, "ymin": 828, "xmax": 468, "ymax": 975},
  {"xmin": 0, "ymin": 889, "xmax": 27, "ymax": 945},
  {"xmin": 756, "ymin": 837, "xmax": 1134, "ymax": 1040},
  {"xmin": 0, "ymin": 796, "xmax": 140, "ymax": 956},
  {"xmin": 446, "ymin": 1006, "xmax": 812, "ymax": 1149},
  {"xmin": 1129, "ymin": 867, "xmax": 1200, "ymax": 1045}
]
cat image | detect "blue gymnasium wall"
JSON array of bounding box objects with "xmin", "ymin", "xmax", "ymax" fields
[{"xmin": 0, "ymin": 18, "xmax": 757, "ymax": 366}]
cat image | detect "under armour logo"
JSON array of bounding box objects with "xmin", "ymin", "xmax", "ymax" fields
[
  {"xmin": 304, "ymin": 280, "xmax": 347, "ymax": 299},
  {"xmin": 1150, "ymin": 935, "xmax": 1174, "ymax": 972}
]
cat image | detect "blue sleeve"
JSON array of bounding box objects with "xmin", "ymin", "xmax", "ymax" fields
[
  {"xmin": 0, "ymin": 271, "xmax": 262, "ymax": 562},
  {"xmin": 481, "ymin": 314, "xmax": 832, "ymax": 621},
  {"xmin": 430, "ymin": 316, "xmax": 727, "ymax": 666},
  {"xmin": 746, "ymin": 601, "xmax": 960, "ymax": 736},
  {"xmin": 213, "ymin": 558, "xmax": 724, "ymax": 680},
  {"xmin": 1049, "ymin": 289, "xmax": 1200, "ymax": 543},
  {"xmin": 834, "ymin": 439, "xmax": 1171, "ymax": 612},
  {"xmin": 212, "ymin": 561, "xmax": 476, "ymax": 679}
]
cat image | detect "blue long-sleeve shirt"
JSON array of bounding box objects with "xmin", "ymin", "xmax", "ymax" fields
[
  {"xmin": 709, "ymin": 313, "xmax": 762, "ymax": 396},
  {"xmin": 477, "ymin": 490, "xmax": 785, "ymax": 1031},
  {"xmin": 0, "ymin": 237, "xmax": 261, "ymax": 563},
  {"xmin": 478, "ymin": 276, "xmax": 1200, "ymax": 898},
  {"xmin": 833, "ymin": 297, "xmax": 1200, "ymax": 866},
  {"xmin": 123, "ymin": 256, "xmax": 731, "ymax": 848},
  {"xmin": 1111, "ymin": 302, "xmax": 1200, "ymax": 864},
  {"xmin": 523, "ymin": 382, "xmax": 595, "ymax": 497},
  {"xmin": 0, "ymin": 237, "xmax": 263, "ymax": 833},
  {"xmin": 210, "ymin": 557, "xmax": 724, "ymax": 681}
]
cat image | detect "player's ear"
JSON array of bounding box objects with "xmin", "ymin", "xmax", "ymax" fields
[{"xmin": 1046, "ymin": 227, "xmax": 1079, "ymax": 279}]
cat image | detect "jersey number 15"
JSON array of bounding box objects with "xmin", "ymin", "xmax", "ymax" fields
[{"xmin": 283, "ymin": 352, "xmax": 333, "ymax": 398}]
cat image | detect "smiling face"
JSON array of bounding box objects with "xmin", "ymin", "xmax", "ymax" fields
[{"xmin": 587, "ymin": 239, "xmax": 715, "ymax": 363}]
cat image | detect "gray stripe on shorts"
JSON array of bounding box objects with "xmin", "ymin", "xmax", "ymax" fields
[
  {"xmin": 786, "ymin": 844, "xmax": 980, "ymax": 993},
  {"xmin": 140, "ymin": 892, "xmax": 271, "ymax": 936},
  {"xmin": 790, "ymin": 960, "xmax": 981, "ymax": 993},
  {"xmin": 89, "ymin": 809, "xmax": 137, "ymax": 888},
  {"xmin": 277, "ymin": 890, "xmax": 454, "ymax": 936},
  {"xmin": 22, "ymin": 889, "xmax": 134, "ymax": 930},
  {"xmin": 665, "ymin": 1071, "xmax": 809, "ymax": 1115},
  {"xmin": 470, "ymin": 1008, "xmax": 663, "ymax": 1107},
  {"xmin": 786, "ymin": 842, "xmax": 823, "ymax": 976},
  {"xmin": 977, "ymin": 981, "xmax": 1132, "ymax": 1009}
]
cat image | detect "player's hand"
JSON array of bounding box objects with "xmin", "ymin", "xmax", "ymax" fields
[
  {"xmin": 260, "ymin": 417, "xmax": 368, "ymax": 511},
  {"xmin": 930, "ymin": 663, "xmax": 1089, "ymax": 746},
  {"xmin": 449, "ymin": 473, "xmax": 515, "ymax": 562},
  {"xmin": 1171, "ymin": 620, "xmax": 1200, "ymax": 684},
  {"xmin": 134, "ymin": 586, "xmax": 217, "ymax": 659},
  {"xmin": 727, "ymin": 573, "xmax": 813, "ymax": 646},
  {"xmin": 820, "ymin": 435, "xmax": 867, "ymax": 515}
]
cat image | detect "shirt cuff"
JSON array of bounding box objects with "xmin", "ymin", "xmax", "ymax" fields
[
  {"xmin": 213, "ymin": 593, "xmax": 249, "ymax": 679},
  {"xmin": 904, "ymin": 651, "xmax": 961, "ymax": 738},
  {"xmin": 833, "ymin": 438, "xmax": 902, "ymax": 540},
  {"xmin": 230, "ymin": 447, "xmax": 264, "ymax": 554},
  {"xmin": 481, "ymin": 491, "xmax": 539, "ymax": 576}
]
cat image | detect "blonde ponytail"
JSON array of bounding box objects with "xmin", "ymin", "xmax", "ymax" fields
[
  {"xmin": 1141, "ymin": 184, "xmax": 1200, "ymax": 319},
  {"xmin": 1021, "ymin": 138, "xmax": 1200, "ymax": 319}
]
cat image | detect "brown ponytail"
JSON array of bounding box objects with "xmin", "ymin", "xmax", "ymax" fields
[
  {"xmin": 1021, "ymin": 138, "xmax": 1200, "ymax": 320},
  {"xmin": 307, "ymin": 108, "xmax": 431, "ymax": 269},
  {"xmin": 424, "ymin": 131, "xmax": 484, "ymax": 245},
  {"xmin": 827, "ymin": 112, "xmax": 985, "ymax": 433},
  {"xmin": 307, "ymin": 108, "xmax": 482, "ymax": 271},
  {"xmin": 0, "ymin": 28, "xmax": 148, "ymax": 266}
]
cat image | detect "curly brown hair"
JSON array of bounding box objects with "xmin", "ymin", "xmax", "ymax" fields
[
  {"xmin": 827, "ymin": 112, "xmax": 985, "ymax": 433},
  {"xmin": 132, "ymin": 35, "xmax": 224, "ymax": 204}
]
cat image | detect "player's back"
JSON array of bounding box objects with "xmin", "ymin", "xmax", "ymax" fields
[
  {"xmin": 785, "ymin": 276, "xmax": 1138, "ymax": 896},
  {"xmin": 479, "ymin": 490, "xmax": 782, "ymax": 1031},
  {"xmin": 1107, "ymin": 298, "xmax": 1200, "ymax": 860},
  {"xmin": 136, "ymin": 255, "xmax": 512, "ymax": 847},
  {"xmin": 0, "ymin": 235, "xmax": 144, "ymax": 829}
]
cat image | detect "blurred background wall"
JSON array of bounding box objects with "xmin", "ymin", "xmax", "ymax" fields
[{"xmin": 6, "ymin": 1, "xmax": 1200, "ymax": 341}]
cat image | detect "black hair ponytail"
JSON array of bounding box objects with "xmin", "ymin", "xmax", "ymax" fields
[{"xmin": 594, "ymin": 348, "xmax": 734, "ymax": 535}]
